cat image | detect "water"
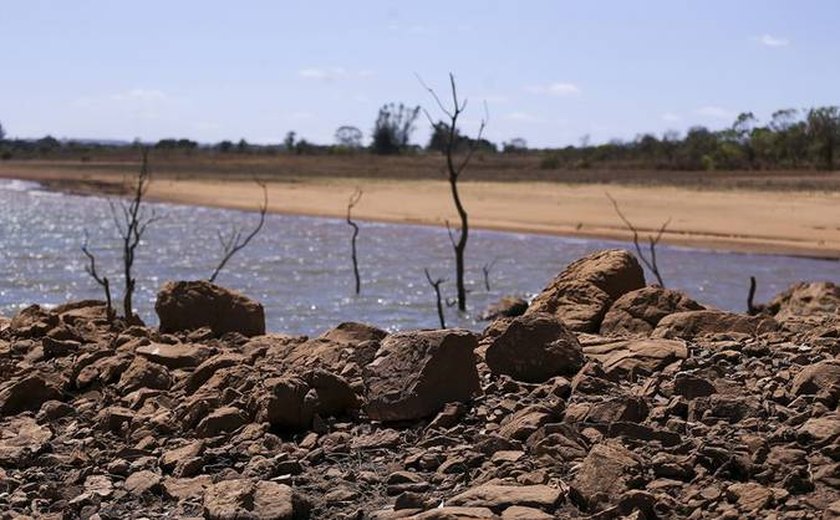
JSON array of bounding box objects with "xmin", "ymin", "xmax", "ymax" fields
[{"xmin": 0, "ymin": 178, "xmax": 836, "ymax": 335}]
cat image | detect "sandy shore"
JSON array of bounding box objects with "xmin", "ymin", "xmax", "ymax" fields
[{"xmin": 2, "ymin": 164, "xmax": 840, "ymax": 259}]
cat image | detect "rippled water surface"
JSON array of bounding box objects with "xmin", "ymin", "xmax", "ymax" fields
[{"xmin": 0, "ymin": 178, "xmax": 836, "ymax": 335}]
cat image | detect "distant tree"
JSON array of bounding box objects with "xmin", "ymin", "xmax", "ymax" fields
[
  {"xmin": 0, "ymin": 121, "xmax": 5, "ymax": 142},
  {"xmin": 37, "ymin": 135, "xmax": 61, "ymax": 154},
  {"xmin": 806, "ymin": 106, "xmax": 840, "ymax": 170},
  {"xmin": 236, "ymin": 139, "xmax": 249, "ymax": 153},
  {"xmin": 371, "ymin": 103, "xmax": 420, "ymax": 155},
  {"xmin": 284, "ymin": 131, "xmax": 296, "ymax": 152},
  {"xmin": 217, "ymin": 140, "xmax": 234, "ymax": 153},
  {"xmin": 503, "ymin": 137, "xmax": 527, "ymax": 153},
  {"xmin": 335, "ymin": 126, "xmax": 363, "ymax": 148}
]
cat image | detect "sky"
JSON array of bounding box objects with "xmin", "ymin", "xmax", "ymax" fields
[{"xmin": 2, "ymin": 0, "xmax": 839, "ymax": 148}]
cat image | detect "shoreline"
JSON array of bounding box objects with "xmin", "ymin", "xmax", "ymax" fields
[{"xmin": 2, "ymin": 165, "xmax": 840, "ymax": 260}]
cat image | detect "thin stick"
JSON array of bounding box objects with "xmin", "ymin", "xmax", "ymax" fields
[
  {"xmin": 424, "ymin": 268, "xmax": 447, "ymax": 329},
  {"xmin": 347, "ymin": 187, "xmax": 363, "ymax": 294},
  {"xmin": 209, "ymin": 181, "xmax": 268, "ymax": 283}
]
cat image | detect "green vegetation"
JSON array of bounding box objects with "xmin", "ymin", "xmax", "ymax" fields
[{"xmin": 2, "ymin": 106, "xmax": 840, "ymax": 171}]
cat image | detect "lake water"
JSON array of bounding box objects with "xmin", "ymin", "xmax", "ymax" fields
[{"xmin": 0, "ymin": 178, "xmax": 836, "ymax": 335}]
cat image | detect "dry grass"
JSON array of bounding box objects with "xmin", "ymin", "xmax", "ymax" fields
[{"xmin": 4, "ymin": 152, "xmax": 840, "ymax": 192}]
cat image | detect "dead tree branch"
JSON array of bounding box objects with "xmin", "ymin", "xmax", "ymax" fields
[
  {"xmin": 418, "ymin": 72, "xmax": 488, "ymax": 312},
  {"xmin": 606, "ymin": 193, "xmax": 670, "ymax": 287},
  {"xmin": 109, "ymin": 148, "xmax": 158, "ymax": 319},
  {"xmin": 346, "ymin": 187, "xmax": 363, "ymax": 294},
  {"xmin": 81, "ymin": 230, "xmax": 114, "ymax": 322},
  {"xmin": 482, "ymin": 258, "xmax": 498, "ymax": 291},
  {"xmin": 747, "ymin": 276, "xmax": 765, "ymax": 315},
  {"xmin": 424, "ymin": 268, "xmax": 447, "ymax": 329},
  {"xmin": 209, "ymin": 181, "xmax": 268, "ymax": 283}
]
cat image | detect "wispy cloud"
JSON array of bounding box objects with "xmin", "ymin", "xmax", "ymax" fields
[
  {"xmin": 694, "ymin": 106, "xmax": 735, "ymax": 120},
  {"xmin": 298, "ymin": 67, "xmax": 373, "ymax": 82},
  {"xmin": 757, "ymin": 34, "xmax": 790, "ymax": 47},
  {"xmin": 110, "ymin": 88, "xmax": 167, "ymax": 103},
  {"xmin": 525, "ymin": 82, "xmax": 581, "ymax": 96},
  {"xmin": 504, "ymin": 111, "xmax": 542, "ymax": 123},
  {"xmin": 661, "ymin": 112, "xmax": 681, "ymax": 122}
]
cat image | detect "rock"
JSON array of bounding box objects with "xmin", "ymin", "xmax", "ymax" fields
[
  {"xmin": 42, "ymin": 336, "xmax": 81, "ymax": 359},
  {"xmin": 485, "ymin": 313, "xmax": 584, "ymax": 383},
  {"xmin": 124, "ymin": 470, "xmax": 162, "ymax": 495},
  {"xmin": 410, "ymin": 507, "xmax": 500, "ymax": 519},
  {"xmin": 202, "ymin": 478, "xmax": 310, "ymax": 520},
  {"xmin": 162, "ymin": 475, "xmax": 213, "ymax": 502},
  {"xmin": 499, "ymin": 405, "xmax": 556, "ymax": 441},
  {"xmin": 135, "ymin": 342, "xmax": 212, "ymax": 369},
  {"xmin": 653, "ymin": 310, "xmax": 780, "ymax": 340},
  {"xmin": 364, "ymin": 329, "xmax": 480, "ymax": 422},
  {"xmin": 765, "ymin": 281, "xmax": 840, "ymax": 321},
  {"xmin": 195, "ymin": 406, "xmax": 248, "ymax": 437},
  {"xmin": 0, "ymin": 375, "xmax": 62, "ymax": 416},
  {"xmin": 500, "ymin": 506, "xmax": 554, "ymax": 519},
  {"xmin": 582, "ymin": 338, "xmax": 687, "ymax": 381},
  {"xmin": 798, "ymin": 414, "xmax": 840, "ymax": 443},
  {"xmin": 600, "ymin": 286, "xmax": 705, "ymax": 336},
  {"xmin": 117, "ymin": 357, "xmax": 172, "ymax": 394},
  {"xmin": 0, "ymin": 416, "xmax": 52, "ymax": 465},
  {"xmin": 84, "ymin": 475, "xmax": 114, "ymax": 498},
  {"xmin": 570, "ymin": 441, "xmax": 643, "ymax": 512},
  {"xmin": 448, "ymin": 484, "xmax": 563, "ymax": 512},
  {"xmin": 526, "ymin": 249, "xmax": 644, "ymax": 333},
  {"xmin": 791, "ymin": 361, "xmax": 840, "ymax": 397},
  {"xmin": 8, "ymin": 304, "xmax": 58, "ymax": 338},
  {"xmin": 480, "ymin": 296, "xmax": 529, "ymax": 321},
  {"xmin": 674, "ymin": 373, "xmax": 717, "ymax": 400},
  {"xmin": 253, "ymin": 371, "xmax": 357, "ymax": 430},
  {"xmin": 726, "ymin": 482, "xmax": 774, "ymax": 512},
  {"xmin": 155, "ymin": 280, "xmax": 265, "ymax": 337},
  {"xmin": 187, "ymin": 352, "xmax": 247, "ymax": 394}
]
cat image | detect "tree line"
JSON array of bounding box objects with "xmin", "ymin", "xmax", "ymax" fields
[{"xmin": 2, "ymin": 106, "xmax": 840, "ymax": 171}]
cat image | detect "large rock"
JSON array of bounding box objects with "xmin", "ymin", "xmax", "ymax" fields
[
  {"xmin": 135, "ymin": 342, "xmax": 213, "ymax": 369},
  {"xmin": 582, "ymin": 338, "xmax": 688, "ymax": 381},
  {"xmin": 765, "ymin": 281, "xmax": 840, "ymax": 321},
  {"xmin": 203, "ymin": 479, "xmax": 310, "ymax": 520},
  {"xmin": 252, "ymin": 370, "xmax": 359, "ymax": 430},
  {"xmin": 0, "ymin": 375, "xmax": 62, "ymax": 416},
  {"xmin": 791, "ymin": 361, "xmax": 840, "ymax": 397},
  {"xmin": 527, "ymin": 250, "xmax": 645, "ymax": 332},
  {"xmin": 652, "ymin": 310, "xmax": 780, "ymax": 340},
  {"xmin": 570, "ymin": 441, "xmax": 644, "ymax": 512},
  {"xmin": 448, "ymin": 484, "xmax": 563, "ymax": 513},
  {"xmin": 485, "ymin": 313, "xmax": 584, "ymax": 383},
  {"xmin": 155, "ymin": 280, "xmax": 265, "ymax": 337},
  {"xmin": 364, "ymin": 330, "xmax": 480, "ymax": 422},
  {"xmin": 0, "ymin": 416, "xmax": 53, "ymax": 465},
  {"xmin": 600, "ymin": 286, "xmax": 705, "ymax": 336}
]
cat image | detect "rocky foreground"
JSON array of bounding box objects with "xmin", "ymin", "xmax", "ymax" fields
[{"xmin": 2, "ymin": 250, "xmax": 840, "ymax": 519}]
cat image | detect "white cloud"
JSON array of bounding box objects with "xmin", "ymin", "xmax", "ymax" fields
[
  {"xmin": 525, "ymin": 82, "xmax": 581, "ymax": 96},
  {"xmin": 695, "ymin": 106, "xmax": 734, "ymax": 120},
  {"xmin": 110, "ymin": 88, "xmax": 167, "ymax": 103},
  {"xmin": 757, "ymin": 34, "xmax": 790, "ymax": 47},
  {"xmin": 298, "ymin": 67, "xmax": 373, "ymax": 82},
  {"xmin": 661, "ymin": 112, "xmax": 681, "ymax": 122},
  {"xmin": 504, "ymin": 111, "xmax": 542, "ymax": 123}
]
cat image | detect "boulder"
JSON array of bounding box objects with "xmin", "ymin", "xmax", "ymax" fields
[
  {"xmin": 364, "ymin": 329, "xmax": 480, "ymax": 422},
  {"xmin": 0, "ymin": 416, "xmax": 53, "ymax": 465},
  {"xmin": 203, "ymin": 479, "xmax": 310, "ymax": 520},
  {"xmin": 8, "ymin": 304, "xmax": 59, "ymax": 338},
  {"xmin": 195, "ymin": 406, "xmax": 249, "ymax": 437},
  {"xmin": 765, "ymin": 281, "xmax": 840, "ymax": 321},
  {"xmin": 570, "ymin": 441, "xmax": 644, "ymax": 512},
  {"xmin": 253, "ymin": 370, "xmax": 359, "ymax": 430},
  {"xmin": 652, "ymin": 310, "xmax": 780, "ymax": 340},
  {"xmin": 448, "ymin": 484, "xmax": 563, "ymax": 513},
  {"xmin": 600, "ymin": 286, "xmax": 705, "ymax": 336},
  {"xmin": 155, "ymin": 280, "xmax": 265, "ymax": 337},
  {"xmin": 0, "ymin": 375, "xmax": 62, "ymax": 416},
  {"xmin": 480, "ymin": 296, "xmax": 529, "ymax": 321},
  {"xmin": 791, "ymin": 361, "xmax": 840, "ymax": 398},
  {"xmin": 582, "ymin": 338, "xmax": 687, "ymax": 381},
  {"xmin": 135, "ymin": 342, "xmax": 213, "ymax": 369},
  {"xmin": 527, "ymin": 249, "xmax": 645, "ymax": 332},
  {"xmin": 485, "ymin": 313, "xmax": 584, "ymax": 383},
  {"xmin": 118, "ymin": 357, "xmax": 172, "ymax": 394}
]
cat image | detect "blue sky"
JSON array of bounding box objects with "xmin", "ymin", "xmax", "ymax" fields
[{"xmin": 2, "ymin": 1, "xmax": 838, "ymax": 147}]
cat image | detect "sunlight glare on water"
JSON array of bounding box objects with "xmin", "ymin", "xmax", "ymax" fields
[{"xmin": 0, "ymin": 179, "xmax": 836, "ymax": 335}]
